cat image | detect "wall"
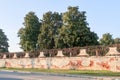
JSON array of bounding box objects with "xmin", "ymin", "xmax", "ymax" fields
[
  {"xmin": 0, "ymin": 47, "xmax": 120, "ymax": 72},
  {"xmin": 0, "ymin": 56, "xmax": 120, "ymax": 72}
]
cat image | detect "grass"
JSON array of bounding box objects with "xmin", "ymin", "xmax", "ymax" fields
[{"xmin": 0, "ymin": 68, "xmax": 120, "ymax": 77}]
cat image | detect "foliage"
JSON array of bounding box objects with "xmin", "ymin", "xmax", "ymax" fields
[
  {"xmin": 38, "ymin": 11, "xmax": 62, "ymax": 50},
  {"xmin": 43, "ymin": 49, "xmax": 57, "ymax": 57},
  {"xmin": 99, "ymin": 33, "xmax": 114, "ymax": 46},
  {"xmin": 18, "ymin": 12, "xmax": 41, "ymax": 51},
  {"xmin": 0, "ymin": 53, "xmax": 3, "ymax": 58},
  {"xmin": 85, "ymin": 46, "xmax": 109, "ymax": 56},
  {"xmin": 16, "ymin": 52, "xmax": 25, "ymax": 58},
  {"xmin": 29, "ymin": 50, "xmax": 40, "ymax": 58},
  {"xmin": 62, "ymin": 48, "xmax": 71, "ymax": 57},
  {"xmin": 58, "ymin": 6, "xmax": 98, "ymax": 48},
  {"xmin": 114, "ymin": 38, "xmax": 120, "ymax": 44},
  {"xmin": 0, "ymin": 29, "xmax": 9, "ymax": 52},
  {"xmin": 62, "ymin": 47, "xmax": 80, "ymax": 57}
]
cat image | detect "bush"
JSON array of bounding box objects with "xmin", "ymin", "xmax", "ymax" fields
[
  {"xmin": 16, "ymin": 52, "xmax": 25, "ymax": 58},
  {"xmin": 43, "ymin": 49, "xmax": 49, "ymax": 57},
  {"xmin": 70, "ymin": 47, "xmax": 80, "ymax": 56},
  {"xmin": 86, "ymin": 45, "xmax": 109, "ymax": 56},
  {"xmin": 29, "ymin": 50, "xmax": 40, "ymax": 58},
  {"xmin": 48, "ymin": 49, "xmax": 57, "ymax": 57},
  {"xmin": 62, "ymin": 48, "xmax": 71, "ymax": 57},
  {"xmin": 0, "ymin": 53, "xmax": 3, "ymax": 59}
]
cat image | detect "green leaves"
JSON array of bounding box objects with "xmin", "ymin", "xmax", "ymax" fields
[
  {"xmin": 0, "ymin": 29, "xmax": 9, "ymax": 52},
  {"xmin": 18, "ymin": 6, "xmax": 99, "ymax": 51},
  {"xmin": 99, "ymin": 33, "xmax": 114, "ymax": 46},
  {"xmin": 58, "ymin": 6, "xmax": 98, "ymax": 48},
  {"xmin": 18, "ymin": 12, "xmax": 40, "ymax": 51},
  {"xmin": 38, "ymin": 11, "xmax": 62, "ymax": 50}
]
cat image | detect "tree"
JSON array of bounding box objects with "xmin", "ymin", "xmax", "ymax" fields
[
  {"xmin": 99, "ymin": 33, "xmax": 114, "ymax": 46},
  {"xmin": 38, "ymin": 11, "xmax": 62, "ymax": 50},
  {"xmin": 0, "ymin": 29, "xmax": 9, "ymax": 52},
  {"xmin": 58, "ymin": 6, "xmax": 98, "ymax": 48},
  {"xmin": 18, "ymin": 12, "xmax": 40, "ymax": 51},
  {"xmin": 114, "ymin": 38, "xmax": 120, "ymax": 44}
]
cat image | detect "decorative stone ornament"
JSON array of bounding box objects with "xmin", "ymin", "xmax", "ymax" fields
[
  {"xmin": 77, "ymin": 49, "xmax": 89, "ymax": 57},
  {"xmin": 3, "ymin": 54, "xmax": 6, "ymax": 59},
  {"xmin": 24, "ymin": 53, "xmax": 30, "ymax": 58},
  {"xmin": 106, "ymin": 47, "xmax": 120, "ymax": 56},
  {"xmin": 56, "ymin": 50, "xmax": 64, "ymax": 57},
  {"xmin": 13, "ymin": 53, "xmax": 17, "ymax": 58},
  {"xmin": 39, "ymin": 52, "xmax": 44, "ymax": 57}
]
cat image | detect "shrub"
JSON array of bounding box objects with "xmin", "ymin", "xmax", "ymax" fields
[
  {"xmin": 70, "ymin": 47, "xmax": 80, "ymax": 56},
  {"xmin": 29, "ymin": 50, "xmax": 40, "ymax": 58},
  {"xmin": 62, "ymin": 48, "xmax": 71, "ymax": 57},
  {"xmin": 16, "ymin": 52, "xmax": 25, "ymax": 58},
  {"xmin": 86, "ymin": 45, "xmax": 109, "ymax": 56},
  {"xmin": 0, "ymin": 53, "xmax": 3, "ymax": 59},
  {"xmin": 48, "ymin": 49, "xmax": 57, "ymax": 57}
]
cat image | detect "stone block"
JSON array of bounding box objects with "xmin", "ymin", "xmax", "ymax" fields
[
  {"xmin": 106, "ymin": 47, "xmax": 120, "ymax": 56},
  {"xmin": 77, "ymin": 49, "xmax": 89, "ymax": 57},
  {"xmin": 13, "ymin": 53, "xmax": 17, "ymax": 58},
  {"xmin": 39, "ymin": 52, "xmax": 45, "ymax": 57},
  {"xmin": 24, "ymin": 53, "xmax": 30, "ymax": 58},
  {"xmin": 3, "ymin": 54, "xmax": 6, "ymax": 59},
  {"xmin": 56, "ymin": 50, "xmax": 64, "ymax": 57}
]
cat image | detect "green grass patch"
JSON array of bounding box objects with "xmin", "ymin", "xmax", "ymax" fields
[{"xmin": 0, "ymin": 68, "xmax": 120, "ymax": 77}]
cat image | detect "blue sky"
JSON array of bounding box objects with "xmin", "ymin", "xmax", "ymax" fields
[{"xmin": 0, "ymin": 0, "xmax": 120, "ymax": 52}]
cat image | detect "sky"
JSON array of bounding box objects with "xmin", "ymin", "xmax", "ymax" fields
[{"xmin": 0, "ymin": 0, "xmax": 120, "ymax": 52}]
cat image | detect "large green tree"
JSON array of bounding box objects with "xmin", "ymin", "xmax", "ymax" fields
[
  {"xmin": 18, "ymin": 12, "xmax": 40, "ymax": 51},
  {"xmin": 0, "ymin": 29, "xmax": 9, "ymax": 52},
  {"xmin": 38, "ymin": 11, "xmax": 62, "ymax": 50},
  {"xmin": 99, "ymin": 33, "xmax": 114, "ymax": 46},
  {"xmin": 58, "ymin": 6, "xmax": 98, "ymax": 48}
]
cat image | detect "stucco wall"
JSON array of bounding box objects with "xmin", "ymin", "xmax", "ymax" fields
[
  {"xmin": 0, "ymin": 56, "xmax": 120, "ymax": 72},
  {"xmin": 0, "ymin": 47, "xmax": 120, "ymax": 72}
]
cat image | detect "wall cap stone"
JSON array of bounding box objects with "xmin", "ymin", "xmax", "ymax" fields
[
  {"xmin": 39, "ymin": 52, "xmax": 44, "ymax": 57},
  {"xmin": 77, "ymin": 49, "xmax": 89, "ymax": 57},
  {"xmin": 56, "ymin": 50, "xmax": 64, "ymax": 57},
  {"xmin": 24, "ymin": 53, "xmax": 30, "ymax": 58},
  {"xmin": 106, "ymin": 47, "xmax": 120, "ymax": 56}
]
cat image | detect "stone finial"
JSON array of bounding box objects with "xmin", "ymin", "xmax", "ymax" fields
[
  {"xmin": 3, "ymin": 54, "xmax": 6, "ymax": 59},
  {"xmin": 56, "ymin": 50, "xmax": 64, "ymax": 57},
  {"xmin": 106, "ymin": 47, "xmax": 120, "ymax": 56},
  {"xmin": 39, "ymin": 52, "xmax": 44, "ymax": 57},
  {"xmin": 24, "ymin": 53, "xmax": 30, "ymax": 58},
  {"xmin": 13, "ymin": 53, "xmax": 17, "ymax": 58},
  {"xmin": 77, "ymin": 49, "xmax": 89, "ymax": 57}
]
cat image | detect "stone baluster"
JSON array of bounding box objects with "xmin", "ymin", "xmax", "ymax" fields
[{"xmin": 106, "ymin": 47, "xmax": 120, "ymax": 56}]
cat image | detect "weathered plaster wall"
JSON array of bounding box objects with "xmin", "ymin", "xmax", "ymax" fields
[
  {"xmin": 0, "ymin": 56, "xmax": 120, "ymax": 72},
  {"xmin": 0, "ymin": 47, "xmax": 120, "ymax": 72}
]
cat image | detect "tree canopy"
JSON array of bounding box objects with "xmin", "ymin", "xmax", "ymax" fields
[
  {"xmin": 18, "ymin": 12, "xmax": 40, "ymax": 51},
  {"xmin": 58, "ymin": 6, "xmax": 98, "ymax": 48},
  {"xmin": 114, "ymin": 38, "xmax": 120, "ymax": 44},
  {"xmin": 18, "ymin": 6, "xmax": 99, "ymax": 51},
  {"xmin": 99, "ymin": 33, "xmax": 114, "ymax": 46},
  {"xmin": 0, "ymin": 29, "xmax": 9, "ymax": 52},
  {"xmin": 37, "ymin": 11, "xmax": 62, "ymax": 50}
]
